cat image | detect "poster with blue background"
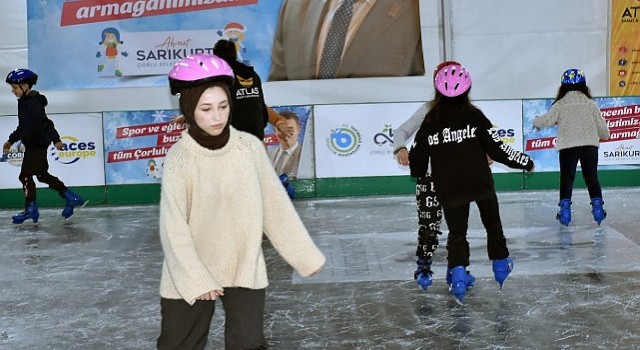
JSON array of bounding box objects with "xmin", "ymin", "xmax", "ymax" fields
[
  {"xmin": 103, "ymin": 109, "xmax": 182, "ymax": 184},
  {"xmin": 523, "ymin": 96, "xmax": 640, "ymax": 171},
  {"xmin": 27, "ymin": 0, "xmax": 281, "ymax": 90}
]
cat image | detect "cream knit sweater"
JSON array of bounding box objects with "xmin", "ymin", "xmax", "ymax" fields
[
  {"xmin": 533, "ymin": 91, "xmax": 610, "ymax": 150},
  {"xmin": 159, "ymin": 128, "xmax": 325, "ymax": 305}
]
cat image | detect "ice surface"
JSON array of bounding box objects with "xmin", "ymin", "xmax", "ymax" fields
[{"xmin": 1, "ymin": 188, "xmax": 639, "ymax": 349}]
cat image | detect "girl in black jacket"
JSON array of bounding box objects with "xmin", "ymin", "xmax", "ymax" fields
[{"xmin": 409, "ymin": 63, "xmax": 535, "ymax": 303}]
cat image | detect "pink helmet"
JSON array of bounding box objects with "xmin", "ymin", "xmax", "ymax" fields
[
  {"xmin": 168, "ymin": 53, "xmax": 234, "ymax": 95},
  {"xmin": 434, "ymin": 63, "xmax": 472, "ymax": 97}
]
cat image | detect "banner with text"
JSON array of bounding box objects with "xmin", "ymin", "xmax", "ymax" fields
[
  {"xmin": 523, "ymin": 96, "xmax": 640, "ymax": 171},
  {"xmin": 314, "ymin": 100, "xmax": 526, "ymax": 179},
  {"xmin": 314, "ymin": 102, "xmax": 425, "ymax": 179},
  {"xmin": 27, "ymin": 0, "xmax": 280, "ymax": 89},
  {"xmin": 103, "ymin": 109, "xmax": 185, "ymax": 184},
  {"xmin": 610, "ymin": 0, "xmax": 640, "ymax": 96},
  {"xmin": 0, "ymin": 113, "xmax": 105, "ymax": 189}
]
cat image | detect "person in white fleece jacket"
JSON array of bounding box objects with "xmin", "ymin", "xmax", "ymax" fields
[
  {"xmin": 533, "ymin": 68, "xmax": 610, "ymax": 227},
  {"xmin": 157, "ymin": 54, "xmax": 325, "ymax": 350}
]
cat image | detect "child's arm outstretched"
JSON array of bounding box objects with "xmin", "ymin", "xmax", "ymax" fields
[{"xmin": 479, "ymin": 125, "xmax": 535, "ymax": 173}]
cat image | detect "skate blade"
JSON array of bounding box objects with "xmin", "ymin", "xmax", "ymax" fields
[
  {"xmin": 13, "ymin": 221, "xmax": 39, "ymax": 227},
  {"xmin": 453, "ymin": 296, "xmax": 465, "ymax": 306},
  {"xmin": 64, "ymin": 200, "xmax": 89, "ymax": 222}
]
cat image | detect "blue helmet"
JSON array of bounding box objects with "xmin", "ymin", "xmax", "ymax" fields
[
  {"xmin": 6, "ymin": 69, "xmax": 38, "ymax": 86},
  {"xmin": 561, "ymin": 69, "xmax": 586, "ymax": 85}
]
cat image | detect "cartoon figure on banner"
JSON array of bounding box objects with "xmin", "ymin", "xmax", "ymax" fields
[
  {"xmin": 217, "ymin": 22, "xmax": 248, "ymax": 64},
  {"xmin": 96, "ymin": 27, "xmax": 129, "ymax": 77},
  {"xmin": 146, "ymin": 159, "xmax": 163, "ymax": 179}
]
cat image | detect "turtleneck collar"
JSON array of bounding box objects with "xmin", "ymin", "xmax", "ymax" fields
[{"xmin": 187, "ymin": 123, "xmax": 230, "ymax": 150}]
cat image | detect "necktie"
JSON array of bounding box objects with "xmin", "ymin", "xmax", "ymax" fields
[
  {"xmin": 318, "ymin": 0, "xmax": 356, "ymax": 79},
  {"xmin": 274, "ymin": 150, "xmax": 288, "ymax": 174}
]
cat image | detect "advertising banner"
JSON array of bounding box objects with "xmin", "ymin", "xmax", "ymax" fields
[
  {"xmin": 264, "ymin": 105, "xmax": 313, "ymax": 180},
  {"xmin": 0, "ymin": 113, "xmax": 105, "ymax": 189},
  {"xmin": 523, "ymin": 96, "xmax": 640, "ymax": 171},
  {"xmin": 314, "ymin": 102, "xmax": 424, "ymax": 178},
  {"xmin": 610, "ymin": 0, "xmax": 640, "ymax": 96},
  {"xmin": 27, "ymin": 0, "xmax": 281, "ymax": 89},
  {"xmin": 103, "ymin": 109, "xmax": 183, "ymax": 184},
  {"xmin": 314, "ymin": 100, "xmax": 526, "ymax": 179},
  {"xmin": 27, "ymin": 1, "xmax": 426, "ymax": 90},
  {"xmin": 474, "ymin": 100, "xmax": 525, "ymax": 174}
]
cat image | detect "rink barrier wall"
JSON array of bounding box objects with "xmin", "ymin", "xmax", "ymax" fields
[{"xmin": 1, "ymin": 170, "xmax": 639, "ymax": 209}]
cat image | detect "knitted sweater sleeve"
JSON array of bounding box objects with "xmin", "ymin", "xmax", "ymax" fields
[
  {"xmin": 591, "ymin": 102, "xmax": 610, "ymax": 140},
  {"xmin": 393, "ymin": 103, "xmax": 427, "ymax": 152},
  {"xmin": 533, "ymin": 104, "xmax": 560, "ymax": 129},
  {"xmin": 159, "ymin": 149, "xmax": 221, "ymax": 304},
  {"xmin": 254, "ymin": 141, "xmax": 325, "ymax": 277}
]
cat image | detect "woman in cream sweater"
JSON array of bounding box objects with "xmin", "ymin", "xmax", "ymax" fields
[{"xmin": 157, "ymin": 54, "xmax": 325, "ymax": 350}]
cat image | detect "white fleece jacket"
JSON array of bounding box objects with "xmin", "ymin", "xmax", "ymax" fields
[
  {"xmin": 158, "ymin": 128, "xmax": 325, "ymax": 305},
  {"xmin": 533, "ymin": 91, "xmax": 610, "ymax": 150}
]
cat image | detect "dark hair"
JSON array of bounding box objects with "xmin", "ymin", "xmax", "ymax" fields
[
  {"xmin": 212, "ymin": 39, "xmax": 237, "ymax": 63},
  {"xmin": 424, "ymin": 88, "xmax": 480, "ymax": 124},
  {"xmin": 279, "ymin": 110, "xmax": 300, "ymax": 127},
  {"xmin": 554, "ymin": 82, "xmax": 592, "ymax": 103}
]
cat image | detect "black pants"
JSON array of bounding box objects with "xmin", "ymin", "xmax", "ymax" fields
[
  {"xmin": 157, "ymin": 288, "xmax": 268, "ymax": 350},
  {"xmin": 558, "ymin": 146, "xmax": 602, "ymax": 200},
  {"xmin": 20, "ymin": 148, "xmax": 67, "ymax": 205},
  {"xmin": 443, "ymin": 193, "xmax": 508, "ymax": 268},
  {"xmin": 415, "ymin": 175, "xmax": 442, "ymax": 265}
]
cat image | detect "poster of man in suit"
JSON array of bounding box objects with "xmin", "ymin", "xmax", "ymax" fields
[{"xmin": 268, "ymin": 0, "xmax": 424, "ymax": 81}]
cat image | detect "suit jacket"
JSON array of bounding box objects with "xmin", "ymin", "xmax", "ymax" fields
[
  {"xmin": 268, "ymin": 145, "xmax": 302, "ymax": 179},
  {"xmin": 268, "ymin": 0, "xmax": 424, "ymax": 81}
]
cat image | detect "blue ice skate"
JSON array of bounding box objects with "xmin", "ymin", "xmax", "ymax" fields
[
  {"xmin": 279, "ymin": 173, "xmax": 295, "ymax": 199},
  {"xmin": 449, "ymin": 266, "xmax": 474, "ymax": 303},
  {"xmin": 590, "ymin": 198, "xmax": 607, "ymax": 226},
  {"xmin": 12, "ymin": 202, "xmax": 39, "ymax": 224},
  {"xmin": 61, "ymin": 190, "xmax": 87, "ymax": 220},
  {"xmin": 556, "ymin": 199, "xmax": 572, "ymax": 226},
  {"xmin": 446, "ymin": 267, "xmax": 475, "ymax": 288},
  {"xmin": 492, "ymin": 257, "xmax": 514, "ymax": 289},
  {"xmin": 414, "ymin": 257, "xmax": 433, "ymax": 290}
]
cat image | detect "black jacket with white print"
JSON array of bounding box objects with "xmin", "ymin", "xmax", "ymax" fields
[{"xmin": 409, "ymin": 107, "xmax": 533, "ymax": 209}]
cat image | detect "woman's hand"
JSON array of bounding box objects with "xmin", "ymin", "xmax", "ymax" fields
[
  {"xmin": 196, "ymin": 290, "xmax": 224, "ymax": 301},
  {"xmin": 310, "ymin": 267, "xmax": 323, "ymax": 276}
]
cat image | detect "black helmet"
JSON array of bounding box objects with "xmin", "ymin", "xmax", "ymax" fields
[{"xmin": 6, "ymin": 69, "xmax": 38, "ymax": 87}]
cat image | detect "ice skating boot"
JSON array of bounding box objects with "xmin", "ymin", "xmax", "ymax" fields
[
  {"xmin": 590, "ymin": 198, "xmax": 607, "ymax": 225},
  {"xmin": 492, "ymin": 257, "xmax": 514, "ymax": 289},
  {"xmin": 279, "ymin": 173, "xmax": 295, "ymax": 199},
  {"xmin": 414, "ymin": 257, "xmax": 433, "ymax": 290},
  {"xmin": 61, "ymin": 190, "xmax": 87, "ymax": 220},
  {"xmin": 12, "ymin": 202, "xmax": 39, "ymax": 224},
  {"xmin": 446, "ymin": 267, "xmax": 476, "ymax": 288},
  {"xmin": 556, "ymin": 199, "xmax": 572, "ymax": 226},
  {"xmin": 449, "ymin": 266, "xmax": 474, "ymax": 303}
]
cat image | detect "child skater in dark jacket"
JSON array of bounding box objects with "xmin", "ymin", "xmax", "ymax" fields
[
  {"xmin": 409, "ymin": 63, "xmax": 535, "ymax": 303},
  {"xmin": 3, "ymin": 69, "xmax": 86, "ymax": 224}
]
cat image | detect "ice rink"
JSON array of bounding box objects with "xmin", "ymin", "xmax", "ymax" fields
[{"xmin": 1, "ymin": 187, "xmax": 639, "ymax": 349}]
